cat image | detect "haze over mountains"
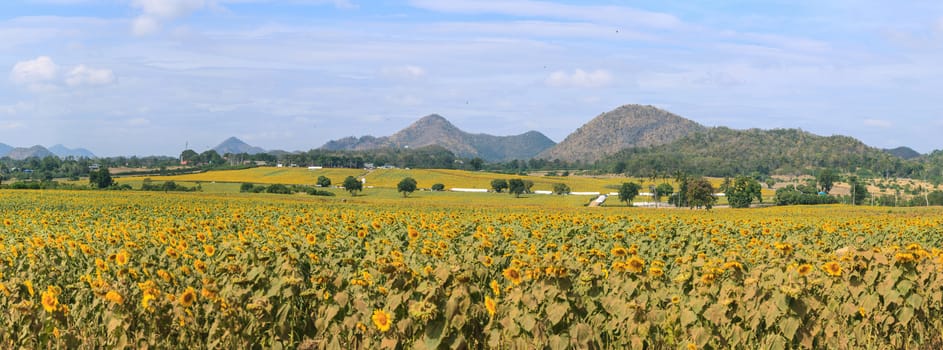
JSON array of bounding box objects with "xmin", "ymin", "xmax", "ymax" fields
[{"xmin": 0, "ymin": 143, "xmax": 95, "ymax": 160}]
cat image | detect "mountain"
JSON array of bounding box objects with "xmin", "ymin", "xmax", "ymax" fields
[
  {"xmin": 884, "ymin": 146, "xmax": 921, "ymax": 160},
  {"xmin": 604, "ymin": 127, "xmax": 913, "ymax": 177},
  {"xmin": 538, "ymin": 104, "xmax": 706, "ymax": 162},
  {"xmin": 6, "ymin": 145, "xmax": 55, "ymax": 160},
  {"xmin": 321, "ymin": 114, "xmax": 556, "ymax": 161},
  {"xmin": 49, "ymin": 144, "xmax": 96, "ymax": 158},
  {"xmin": 213, "ymin": 137, "xmax": 266, "ymax": 155},
  {"xmin": 0, "ymin": 143, "xmax": 12, "ymax": 157}
]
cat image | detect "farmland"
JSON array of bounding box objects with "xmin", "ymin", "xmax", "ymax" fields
[{"xmin": 2, "ymin": 187, "xmax": 943, "ymax": 348}]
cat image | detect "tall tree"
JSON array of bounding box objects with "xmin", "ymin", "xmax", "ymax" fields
[
  {"xmin": 816, "ymin": 168, "xmax": 838, "ymax": 194},
  {"xmin": 397, "ymin": 177, "xmax": 418, "ymax": 197},
  {"xmin": 507, "ymin": 179, "xmax": 526, "ymax": 198},
  {"xmin": 491, "ymin": 179, "xmax": 508, "ymax": 193},
  {"xmin": 469, "ymin": 158, "xmax": 484, "ymax": 171},
  {"xmin": 89, "ymin": 167, "xmax": 114, "ymax": 189},
  {"xmin": 342, "ymin": 176, "xmax": 363, "ymax": 196},
  {"xmin": 726, "ymin": 175, "xmax": 762, "ymax": 208},
  {"xmin": 686, "ymin": 177, "xmax": 716, "ymax": 209},
  {"xmin": 618, "ymin": 182, "xmax": 642, "ymax": 206},
  {"xmin": 316, "ymin": 175, "xmax": 331, "ymax": 187}
]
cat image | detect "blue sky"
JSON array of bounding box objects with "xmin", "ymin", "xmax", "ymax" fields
[{"xmin": 2, "ymin": 0, "xmax": 942, "ymax": 156}]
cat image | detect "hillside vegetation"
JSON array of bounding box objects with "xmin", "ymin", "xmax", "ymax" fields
[
  {"xmin": 538, "ymin": 104, "xmax": 705, "ymax": 163},
  {"xmin": 603, "ymin": 127, "xmax": 919, "ymax": 178}
]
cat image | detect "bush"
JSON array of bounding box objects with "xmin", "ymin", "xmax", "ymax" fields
[{"xmin": 431, "ymin": 183, "xmax": 445, "ymax": 191}]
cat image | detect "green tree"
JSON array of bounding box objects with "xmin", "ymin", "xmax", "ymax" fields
[
  {"xmin": 765, "ymin": 177, "xmax": 776, "ymax": 189},
  {"xmin": 342, "ymin": 176, "xmax": 363, "ymax": 196},
  {"xmin": 817, "ymin": 168, "xmax": 838, "ymax": 194},
  {"xmin": 618, "ymin": 182, "xmax": 641, "ymax": 206},
  {"xmin": 655, "ymin": 183, "xmax": 674, "ymax": 201},
  {"xmin": 686, "ymin": 177, "xmax": 716, "ymax": 209},
  {"xmin": 726, "ymin": 175, "xmax": 762, "ymax": 208},
  {"xmin": 491, "ymin": 179, "xmax": 508, "ymax": 193},
  {"xmin": 470, "ymin": 158, "xmax": 484, "ymax": 171},
  {"xmin": 89, "ymin": 167, "xmax": 114, "ymax": 189},
  {"xmin": 523, "ymin": 180, "xmax": 534, "ymax": 194},
  {"xmin": 180, "ymin": 149, "xmax": 198, "ymax": 164},
  {"xmin": 316, "ymin": 175, "xmax": 331, "ymax": 187},
  {"xmin": 508, "ymin": 178, "xmax": 526, "ymax": 198},
  {"xmin": 848, "ymin": 176, "xmax": 869, "ymax": 205},
  {"xmin": 552, "ymin": 183, "xmax": 571, "ymax": 195},
  {"xmin": 397, "ymin": 177, "xmax": 418, "ymax": 197},
  {"xmin": 431, "ymin": 183, "xmax": 445, "ymax": 191}
]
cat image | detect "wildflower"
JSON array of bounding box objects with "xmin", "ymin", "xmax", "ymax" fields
[
  {"xmin": 821, "ymin": 261, "xmax": 842, "ymax": 277},
  {"xmin": 372, "ymin": 309, "xmax": 393, "ymax": 332},
  {"xmin": 484, "ymin": 296, "xmax": 497, "ymax": 318},
  {"xmin": 797, "ymin": 264, "xmax": 813, "ymax": 276},
  {"xmin": 490, "ymin": 280, "xmax": 501, "ymax": 297},
  {"xmin": 503, "ymin": 267, "xmax": 523, "ymax": 285},
  {"xmin": 179, "ymin": 287, "xmax": 197, "ymax": 307},
  {"xmin": 648, "ymin": 266, "xmax": 664, "ymax": 278},
  {"xmin": 626, "ymin": 256, "xmax": 645, "ymax": 273},
  {"xmin": 305, "ymin": 234, "xmax": 317, "ymax": 244},
  {"xmin": 115, "ymin": 250, "xmax": 129, "ymax": 266},
  {"xmin": 203, "ymin": 245, "xmax": 215, "ymax": 257},
  {"xmin": 611, "ymin": 246, "xmax": 628, "ymax": 257},
  {"xmin": 895, "ymin": 252, "xmax": 915, "ymax": 264},
  {"xmin": 105, "ymin": 290, "xmax": 124, "ymax": 305},
  {"xmin": 41, "ymin": 286, "xmax": 59, "ymax": 312}
]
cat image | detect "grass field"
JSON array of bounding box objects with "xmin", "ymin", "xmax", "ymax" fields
[{"xmin": 115, "ymin": 167, "xmax": 776, "ymax": 206}]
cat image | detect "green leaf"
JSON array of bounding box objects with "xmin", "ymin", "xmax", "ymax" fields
[
  {"xmin": 779, "ymin": 317, "xmax": 800, "ymax": 341},
  {"xmin": 546, "ymin": 301, "xmax": 569, "ymax": 326}
]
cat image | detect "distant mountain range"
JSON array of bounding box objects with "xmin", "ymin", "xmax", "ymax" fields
[
  {"xmin": 321, "ymin": 114, "xmax": 556, "ymax": 161},
  {"xmin": 0, "ymin": 143, "xmax": 95, "ymax": 160},
  {"xmin": 212, "ymin": 137, "xmax": 267, "ymax": 155}
]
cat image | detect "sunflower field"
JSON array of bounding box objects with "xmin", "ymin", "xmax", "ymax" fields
[{"xmin": 2, "ymin": 190, "xmax": 943, "ymax": 349}]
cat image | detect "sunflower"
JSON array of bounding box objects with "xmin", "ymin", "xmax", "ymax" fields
[
  {"xmin": 611, "ymin": 246, "xmax": 628, "ymax": 257},
  {"xmin": 203, "ymin": 245, "xmax": 216, "ymax": 257},
  {"xmin": 503, "ymin": 267, "xmax": 523, "ymax": 285},
  {"xmin": 480, "ymin": 256, "xmax": 493, "ymax": 267},
  {"xmin": 626, "ymin": 256, "xmax": 645, "ymax": 273},
  {"xmin": 193, "ymin": 259, "xmax": 206, "ymax": 274},
  {"xmin": 115, "ymin": 250, "xmax": 129, "ymax": 266},
  {"xmin": 895, "ymin": 252, "xmax": 915, "ymax": 264},
  {"xmin": 105, "ymin": 290, "xmax": 124, "ymax": 305},
  {"xmin": 407, "ymin": 227, "xmax": 420, "ymax": 239},
  {"xmin": 41, "ymin": 287, "xmax": 59, "ymax": 312},
  {"xmin": 490, "ymin": 280, "xmax": 501, "ymax": 297},
  {"xmin": 821, "ymin": 261, "xmax": 842, "ymax": 277},
  {"xmin": 648, "ymin": 266, "xmax": 664, "ymax": 278},
  {"xmin": 797, "ymin": 264, "xmax": 813, "ymax": 276},
  {"xmin": 179, "ymin": 287, "xmax": 197, "ymax": 307},
  {"xmin": 305, "ymin": 234, "xmax": 317, "ymax": 244},
  {"xmin": 371, "ymin": 309, "xmax": 393, "ymax": 332},
  {"xmin": 484, "ymin": 296, "xmax": 497, "ymax": 318},
  {"xmin": 24, "ymin": 280, "xmax": 34, "ymax": 297}
]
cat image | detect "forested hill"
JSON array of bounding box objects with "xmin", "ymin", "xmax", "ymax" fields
[{"xmin": 603, "ymin": 127, "xmax": 921, "ymax": 178}]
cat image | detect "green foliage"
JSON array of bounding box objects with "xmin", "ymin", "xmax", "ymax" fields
[
  {"xmin": 397, "ymin": 177, "xmax": 418, "ymax": 197},
  {"xmin": 508, "ymin": 178, "xmax": 526, "ymax": 198},
  {"xmin": 655, "ymin": 183, "xmax": 674, "ymax": 200},
  {"xmin": 686, "ymin": 177, "xmax": 716, "ymax": 209},
  {"xmin": 140, "ymin": 180, "xmax": 200, "ymax": 192},
  {"xmin": 847, "ymin": 176, "xmax": 870, "ymax": 205},
  {"xmin": 266, "ymin": 184, "xmax": 292, "ymax": 194},
  {"xmin": 431, "ymin": 183, "xmax": 445, "ymax": 191},
  {"xmin": 469, "ymin": 157, "xmax": 484, "ymax": 171},
  {"xmin": 89, "ymin": 167, "xmax": 114, "ymax": 189},
  {"xmin": 491, "ymin": 179, "xmax": 508, "ymax": 193},
  {"xmin": 726, "ymin": 176, "xmax": 762, "ymax": 208},
  {"xmin": 618, "ymin": 182, "xmax": 641, "ymax": 206},
  {"xmin": 316, "ymin": 175, "xmax": 332, "ymax": 188},
  {"xmin": 817, "ymin": 168, "xmax": 838, "ymax": 193},
  {"xmin": 343, "ymin": 176, "xmax": 363, "ymax": 196},
  {"xmin": 774, "ymin": 185, "xmax": 839, "ymax": 205},
  {"xmin": 552, "ymin": 183, "xmax": 571, "ymax": 195},
  {"xmin": 240, "ymin": 183, "xmax": 255, "ymax": 192}
]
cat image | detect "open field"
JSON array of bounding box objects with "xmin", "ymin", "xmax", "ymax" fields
[
  {"xmin": 114, "ymin": 167, "xmax": 777, "ymax": 205},
  {"xmin": 1, "ymin": 189, "xmax": 943, "ymax": 348}
]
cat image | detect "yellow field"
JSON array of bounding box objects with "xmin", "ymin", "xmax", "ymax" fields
[
  {"xmin": 1, "ymin": 189, "xmax": 942, "ymax": 348},
  {"xmin": 117, "ymin": 167, "xmax": 775, "ymax": 201}
]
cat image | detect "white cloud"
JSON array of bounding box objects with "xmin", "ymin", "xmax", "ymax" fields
[
  {"xmin": 863, "ymin": 119, "xmax": 893, "ymax": 128},
  {"xmin": 545, "ymin": 69, "xmax": 612, "ymax": 88},
  {"xmin": 66, "ymin": 65, "xmax": 116, "ymax": 86},
  {"xmin": 131, "ymin": 0, "xmax": 209, "ymax": 35},
  {"xmin": 10, "ymin": 56, "xmax": 58, "ymax": 85},
  {"xmin": 0, "ymin": 121, "xmax": 25, "ymax": 130},
  {"xmin": 409, "ymin": 0, "xmax": 681, "ymax": 29},
  {"xmin": 381, "ymin": 65, "xmax": 426, "ymax": 80},
  {"xmin": 127, "ymin": 118, "xmax": 150, "ymax": 126}
]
